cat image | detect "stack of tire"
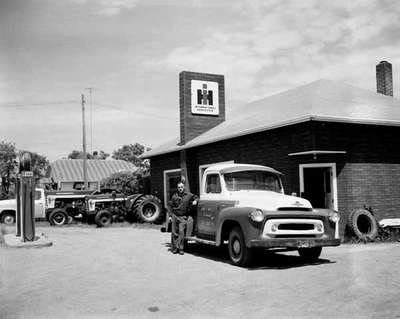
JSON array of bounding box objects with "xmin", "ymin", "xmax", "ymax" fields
[{"xmin": 347, "ymin": 208, "xmax": 378, "ymax": 241}]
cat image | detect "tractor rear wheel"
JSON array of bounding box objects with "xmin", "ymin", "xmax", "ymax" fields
[{"xmin": 133, "ymin": 195, "xmax": 162, "ymax": 223}]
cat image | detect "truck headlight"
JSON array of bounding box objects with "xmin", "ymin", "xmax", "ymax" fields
[
  {"xmin": 328, "ymin": 211, "xmax": 340, "ymax": 223},
  {"xmin": 249, "ymin": 209, "xmax": 264, "ymax": 223}
]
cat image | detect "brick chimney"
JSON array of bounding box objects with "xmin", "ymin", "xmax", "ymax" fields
[
  {"xmin": 179, "ymin": 71, "xmax": 225, "ymax": 145},
  {"xmin": 376, "ymin": 61, "xmax": 393, "ymax": 96}
]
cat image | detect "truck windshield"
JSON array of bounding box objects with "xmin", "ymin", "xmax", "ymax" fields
[{"xmin": 224, "ymin": 170, "xmax": 282, "ymax": 192}]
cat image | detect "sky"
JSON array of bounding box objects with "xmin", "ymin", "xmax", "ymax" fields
[{"xmin": 1, "ymin": 0, "xmax": 400, "ymax": 161}]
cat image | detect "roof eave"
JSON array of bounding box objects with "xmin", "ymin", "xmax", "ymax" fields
[{"xmin": 144, "ymin": 115, "xmax": 400, "ymax": 159}]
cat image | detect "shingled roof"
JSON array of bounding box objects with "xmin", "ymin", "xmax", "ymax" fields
[
  {"xmin": 47, "ymin": 159, "xmax": 136, "ymax": 182},
  {"xmin": 144, "ymin": 79, "xmax": 400, "ymax": 158}
]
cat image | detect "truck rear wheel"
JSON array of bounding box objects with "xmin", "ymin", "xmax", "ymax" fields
[
  {"xmin": 298, "ymin": 247, "xmax": 322, "ymax": 262},
  {"xmin": 49, "ymin": 209, "xmax": 68, "ymax": 226},
  {"xmin": 95, "ymin": 210, "xmax": 112, "ymax": 227},
  {"xmin": 133, "ymin": 195, "xmax": 162, "ymax": 223},
  {"xmin": 228, "ymin": 226, "xmax": 254, "ymax": 267}
]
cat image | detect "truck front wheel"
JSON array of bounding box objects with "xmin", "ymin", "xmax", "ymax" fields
[
  {"xmin": 298, "ymin": 247, "xmax": 322, "ymax": 262},
  {"xmin": 228, "ymin": 227, "xmax": 254, "ymax": 267},
  {"xmin": 49, "ymin": 209, "xmax": 68, "ymax": 226},
  {"xmin": 1, "ymin": 212, "xmax": 15, "ymax": 225}
]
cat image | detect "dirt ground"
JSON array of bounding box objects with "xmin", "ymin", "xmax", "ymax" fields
[{"xmin": 1, "ymin": 223, "xmax": 400, "ymax": 319}]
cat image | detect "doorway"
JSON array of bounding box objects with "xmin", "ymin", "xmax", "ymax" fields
[
  {"xmin": 163, "ymin": 169, "xmax": 182, "ymax": 208},
  {"xmin": 299, "ymin": 163, "xmax": 337, "ymax": 210}
]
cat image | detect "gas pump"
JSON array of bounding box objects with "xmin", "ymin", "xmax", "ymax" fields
[{"xmin": 3, "ymin": 152, "xmax": 52, "ymax": 248}]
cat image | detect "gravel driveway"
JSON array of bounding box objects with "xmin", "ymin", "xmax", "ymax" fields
[{"xmin": 1, "ymin": 224, "xmax": 400, "ymax": 319}]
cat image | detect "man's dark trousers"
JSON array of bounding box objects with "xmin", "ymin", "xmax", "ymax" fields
[{"xmin": 171, "ymin": 214, "xmax": 193, "ymax": 252}]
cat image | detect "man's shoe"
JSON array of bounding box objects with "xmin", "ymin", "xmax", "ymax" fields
[
  {"xmin": 179, "ymin": 250, "xmax": 184, "ymax": 255},
  {"xmin": 172, "ymin": 249, "xmax": 178, "ymax": 254}
]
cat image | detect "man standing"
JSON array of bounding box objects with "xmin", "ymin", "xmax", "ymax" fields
[{"xmin": 170, "ymin": 182, "xmax": 197, "ymax": 255}]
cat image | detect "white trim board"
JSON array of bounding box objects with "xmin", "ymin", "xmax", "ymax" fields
[{"xmin": 299, "ymin": 163, "xmax": 338, "ymax": 211}]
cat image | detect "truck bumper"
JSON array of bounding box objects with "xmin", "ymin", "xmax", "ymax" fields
[{"xmin": 249, "ymin": 238, "xmax": 341, "ymax": 249}]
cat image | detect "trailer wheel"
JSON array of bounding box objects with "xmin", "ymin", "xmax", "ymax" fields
[
  {"xmin": 49, "ymin": 209, "xmax": 68, "ymax": 226},
  {"xmin": 228, "ymin": 226, "xmax": 254, "ymax": 267},
  {"xmin": 95, "ymin": 210, "xmax": 112, "ymax": 227},
  {"xmin": 133, "ymin": 195, "xmax": 162, "ymax": 223},
  {"xmin": 298, "ymin": 247, "xmax": 322, "ymax": 262},
  {"xmin": 347, "ymin": 208, "xmax": 378, "ymax": 240},
  {"xmin": 1, "ymin": 212, "xmax": 16, "ymax": 225}
]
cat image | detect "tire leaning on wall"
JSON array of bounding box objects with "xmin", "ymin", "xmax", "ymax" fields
[
  {"xmin": 347, "ymin": 208, "xmax": 378, "ymax": 240},
  {"xmin": 133, "ymin": 195, "xmax": 163, "ymax": 223}
]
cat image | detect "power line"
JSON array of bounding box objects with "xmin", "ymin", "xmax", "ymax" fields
[
  {"xmin": 0, "ymin": 99, "xmax": 176, "ymax": 120},
  {"xmin": 0, "ymin": 100, "xmax": 79, "ymax": 108},
  {"xmin": 95, "ymin": 102, "xmax": 176, "ymax": 120}
]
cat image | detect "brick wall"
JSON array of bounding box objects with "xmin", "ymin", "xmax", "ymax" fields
[
  {"xmin": 376, "ymin": 61, "xmax": 393, "ymax": 96},
  {"xmin": 338, "ymin": 163, "xmax": 400, "ymax": 219}
]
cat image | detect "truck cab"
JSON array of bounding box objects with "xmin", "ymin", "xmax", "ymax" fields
[
  {"xmin": 0, "ymin": 188, "xmax": 46, "ymax": 225},
  {"xmin": 187, "ymin": 163, "xmax": 341, "ymax": 266}
]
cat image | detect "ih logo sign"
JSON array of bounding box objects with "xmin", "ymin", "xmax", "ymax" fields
[
  {"xmin": 191, "ymin": 80, "xmax": 219, "ymax": 115},
  {"xmin": 197, "ymin": 84, "xmax": 213, "ymax": 106}
]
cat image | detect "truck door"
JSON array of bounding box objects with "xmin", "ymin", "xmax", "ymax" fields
[
  {"xmin": 34, "ymin": 189, "xmax": 46, "ymax": 218},
  {"xmin": 197, "ymin": 173, "xmax": 222, "ymax": 239}
]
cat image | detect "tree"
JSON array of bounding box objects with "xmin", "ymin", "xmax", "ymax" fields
[
  {"xmin": 94, "ymin": 150, "xmax": 109, "ymax": 160},
  {"xmin": 0, "ymin": 141, "xmax": 49, "ymax": 199},
  {"xmin": 67, "ymin": 150, "xmax": 109, "ymax": 160},
  {"xmin": 100, "ymin": 170, "xmax": 149, "ymax": 195},
  {"xmin": 0, "ymin": 141, "xmax": 17, "ymax": 197},
  {"xmin": 112, "ymin": 143, "xmax": 150, "ymax": 171},
  {"xmin": 18, "ymin": 150, "xmax": 49, "ymax": 181},
  {"xmin": 68, "ymin": 150, "xmax": 93, "ymax": 159}
]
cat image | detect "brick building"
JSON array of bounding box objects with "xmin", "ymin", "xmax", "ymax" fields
[{"xmin": 144, "ymin": 64, "xmax": 400, "ymax": 233}]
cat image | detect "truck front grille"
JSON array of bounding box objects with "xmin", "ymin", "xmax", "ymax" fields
[
  {"xmin": 274, "ymin": 234, "xmax": 317, "ymax": 238},
  {"xmin": 279, "ymin": 223, "xmax": 314, "ymax": 231},
  {"xmin": 263, "ymin": 218, "xmax": 324, "ymax": 237}
]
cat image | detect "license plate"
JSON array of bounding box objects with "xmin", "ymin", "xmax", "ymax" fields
[{"xmin": 297, "ymin": 241, "xmax": 313, "ymax": 248}]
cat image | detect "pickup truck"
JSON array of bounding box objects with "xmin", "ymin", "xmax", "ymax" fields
[
  {"xmin": 178, "ymin": 163, "xmax": 341, "ymax": 266},
  {"xmin": 0, "ymin": 188, "xmax": 91, "ymax": 225}
]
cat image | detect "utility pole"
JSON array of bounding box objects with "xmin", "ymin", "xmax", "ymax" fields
[
  {"xmin": 85, "ymin": 87, "xmax": 94, "ymax": 155},
  {"xmin": 81, "ymin": 94, "xmax": 88, "ymax": 190}
]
